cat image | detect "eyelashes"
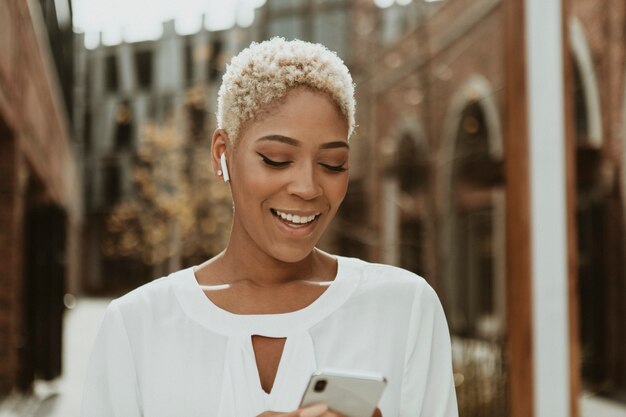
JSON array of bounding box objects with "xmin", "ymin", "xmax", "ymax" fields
[
  {"xmin": 257, "ymin": 152, "xmax": 291, "ymax": 167},
  {"xmin": 320, "ymin": 163, "xmax": 347, "ymax": 172},
  {"xmin": 256, "ymin": 152, "xmax": 347, "ymax": 172}
]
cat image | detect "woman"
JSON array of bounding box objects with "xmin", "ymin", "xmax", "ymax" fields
[{"xmin": 81, "ymin": 38, "xmax": 458, "ymax": 417}]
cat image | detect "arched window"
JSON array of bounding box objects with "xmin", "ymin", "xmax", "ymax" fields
[
  {"xmin": 450, "ymin": 101, "xmax": 503, "ymax": 339},
  {"xmin": 571, "ymin": 56, "xmax": 622, "ymax": 394}
]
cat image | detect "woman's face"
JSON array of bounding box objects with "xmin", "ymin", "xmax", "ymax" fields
[{"xmin": 217, "ymin": 87, "xmax": 350, "ymax": 263}]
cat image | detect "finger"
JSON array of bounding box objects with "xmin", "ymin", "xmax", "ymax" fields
[
  {"xmin": 299, "ymin": 403, "xmax": 329, "ymax": 417},
  {"xmin": 257, "ymin": 411, "xmax": 300, "ymax": 417},
  {"xmin": 318, "ymin": 408, "xmax": 381, "ymax": 417}
]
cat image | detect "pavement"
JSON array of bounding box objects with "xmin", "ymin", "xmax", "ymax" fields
[
  {"xmin": 0, "ymin": 391, "xmax": 43, "ymax": 417},
  {"xmin": 581, "ymin": 393, "xmax": 626, "ymax": 417},
  {"xmin": 30, "ymin": 298, "xmax": 111, "ymax": 417}
]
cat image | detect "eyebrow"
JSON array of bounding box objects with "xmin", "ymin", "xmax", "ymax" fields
[{"xmin": 257, "ymin": 134, "xmax": 349, "ymax": 150}]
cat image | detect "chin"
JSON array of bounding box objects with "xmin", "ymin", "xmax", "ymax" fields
[{"xmin": 268, "ymin": 244, "xmax": 317, "ymax": 264}]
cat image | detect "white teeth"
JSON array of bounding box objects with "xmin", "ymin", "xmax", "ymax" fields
[{"xmin": 273, "ymin": 210, "xmax": 320, "ymax": 224}]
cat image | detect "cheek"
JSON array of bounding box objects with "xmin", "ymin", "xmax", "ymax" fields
[
  {"xmin": 248, "ymin": 168, "xmax": 293, "ymax": 197},
  {"xmin": 326, "ymin": 175, "xmax": 349, "ymax": 208},
  {"xmin": 232, "ymin": 165, "xmax": 281, "ymax": 204}
]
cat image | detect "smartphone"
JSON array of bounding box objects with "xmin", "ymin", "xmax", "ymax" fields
[{"xmin": 299, "ymin": 369, "xmax": 387, "ymax": 417}]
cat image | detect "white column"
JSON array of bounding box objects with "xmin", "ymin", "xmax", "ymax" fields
[{"xmin": 525, "ymin": 1, "xmax": 571, "ymax": 417}]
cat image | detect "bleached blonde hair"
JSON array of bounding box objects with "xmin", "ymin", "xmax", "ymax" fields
[{"xmin": 216, "ymin": 37, "xmax": 355, "ymax": 143}]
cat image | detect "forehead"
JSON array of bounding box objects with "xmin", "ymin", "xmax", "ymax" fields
[{"xmin": 235, "ymin": 88, "xmax": 349, "ymax": 148}]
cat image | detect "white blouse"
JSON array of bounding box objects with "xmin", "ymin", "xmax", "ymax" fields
[{"xmin": 81, "ymin": 256, "xmax": 458, "ymax": 417}]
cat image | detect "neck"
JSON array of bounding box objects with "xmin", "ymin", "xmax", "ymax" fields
[
  {"xmin": 215, "ymin": 221, "xmax": 323, "ymax": 287},
  {"xmin": 220, "ymin": 246, "xmax": 320, "ymax": 287}
]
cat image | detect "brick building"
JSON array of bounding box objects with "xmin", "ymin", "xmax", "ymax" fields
[
  {"xmin": 0, "ymin": 0, "xmax": 79, "ymax": 396},
  {"xmin": 254, "ymin": 0, "xmax": 626, "ymax": 415},
  {"xmin": 336, "ymin": 0, "xmax": 626, "ymax": 415},
  {"xmin": 568, "ymin": 0, "xmax": 626, "ymax": 404}
]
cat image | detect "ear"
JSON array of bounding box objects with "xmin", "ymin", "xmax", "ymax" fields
[{"xmin": 211, "ymin": 129, "xmax": 230, "ymax": 177}]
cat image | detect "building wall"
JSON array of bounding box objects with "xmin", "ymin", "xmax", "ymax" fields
[
  {"xmin": 0, "ymin": 127, "xmax": 26, "ymax": 393},
  {"xmin": 0, "ymin": 0, "xmax": 79, "ymax": 394},
  {"xmin": 353, "ymin": 0, "xmax": 626, "ymax": 409},
  {"xmin": 351, "ymin": 0, "xmax": 505, "ymax": 291},
  {"xmin": 571, "ymin": 0, "xmax": 626, "ymax": 400}
]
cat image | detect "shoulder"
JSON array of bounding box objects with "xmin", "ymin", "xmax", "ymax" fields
[
  {"xmin": 109, "ymin": 267, "xmax": 192, "ymax": 317},
  {"xmin": 340, "ymin": 255, "xmax": 428, "ymax": 288},
  {"xmin": 338, "ymin": 255, "xmax": 439, "ymax": 307}
]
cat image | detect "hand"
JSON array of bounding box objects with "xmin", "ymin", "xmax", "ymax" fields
[
  {"xmin": 257, "ymin": 405, "xmax": 382, "ymax": 417},
  {"xmin": 257, "ymin": 403, "xmax": 329, "ymax": 417},
  {"xmin": 313, "ymin": 407, "xmax": 382, "ymax": 417}
]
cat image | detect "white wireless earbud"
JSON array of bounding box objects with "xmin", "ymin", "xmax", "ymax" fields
[{"xmin": 220, "ymin": 153, "xmax": 230, "ymax": 182}]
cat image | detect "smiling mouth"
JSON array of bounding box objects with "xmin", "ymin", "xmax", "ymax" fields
[{"xmin": 270, "ymin": 209, "xmax": 321, "ymax": 228}]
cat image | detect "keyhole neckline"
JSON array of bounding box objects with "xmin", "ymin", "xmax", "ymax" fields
[{"xmin": 175, "ymin": 255, "xmax": 362, "ymax": 337}]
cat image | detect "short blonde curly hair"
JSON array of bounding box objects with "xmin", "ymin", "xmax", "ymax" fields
[{"xmin": 216, "ymin": 37, "xmax": 355, "ymax": 143}]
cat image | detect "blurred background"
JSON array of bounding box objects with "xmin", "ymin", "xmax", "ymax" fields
[{"xmin": 0, "ymin": 0, "xmax": 624, "ymax": 416}]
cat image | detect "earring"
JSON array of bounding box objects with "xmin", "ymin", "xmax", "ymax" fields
[{"xmin": 217, "ymin": 169, "xmax": 223, "ymax": 176}]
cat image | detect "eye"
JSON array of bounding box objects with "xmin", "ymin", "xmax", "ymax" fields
[
  {"xmin": 320, "ymin": 163, "xmax": 348, "ymax": 173},
  {"xmin": 256, "ymin": 152, "xmax": 292, "ymax": 168}
]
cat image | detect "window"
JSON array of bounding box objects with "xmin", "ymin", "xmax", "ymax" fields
[
  {"xmin": 380, "ymin": 4, "xmax": 404, "ymax": 44},
  {"xmin": 268, "ymin": 0, "xmax": 305, "ymax": 12},
  {"xmin": 134, "ymin": 50, "xmax": 153, "ymax": 90},
  {"xmin": 114, "ymin": 102, "xmax": 132, "ymax": 149},
  {"xmin": 450, "ymin": 102, "xmax": 503, "ymax": 339},
  {"xmin": 83, "ymin": 110, "xmax": 92, "ymax": 153},
  {"xmin": 335, "ymin": 180, "xmax": 368, "ymax": 259},
  {"xmin": 105, "ymin": 54, "xmax": 118, "ymax": 92},
  {"xmin": 379, "ymin": 1, "xmax": 422, "ymax": 45},
  {"xmin": 187, "ymin": 99, "xmax": 206, "ymax": 142},
  {"xmin": 313, "ymin": 8, "xmax": 347, "ymax": 59},
  {"xmin": 208, "ymin": 39, "xmax": 223, "ymax": 82},
  {"xmin": 103, "ymin": 162, "xmax": 121, "ymax": 206},
  {"xmin": 399, "ymin": 218, "xmax": 425, "ymax": 276},
  {"xmin": 268, "ymin": 15, "xmax": 303, "ymax": 40},
  {"xmin": 396, "ymin": 134, "xmax": 427, "ymax": 193},
  {"xmin": 184, "ymin": 37, "xmax": 194, "ymax": 86},
  {"xmin": 454, "ymin": 103, "xmax": 501, "ymax": 186},
  {"xmin": 452, "ymin": 208, "xmax": 496, "ymax": 337}
]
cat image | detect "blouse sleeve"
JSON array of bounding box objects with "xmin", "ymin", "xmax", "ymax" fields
[
  {"xmin": 81, "ymin": 300, "xmax": 143, "ymax": 417},
  {"xmin": 399, "ymin": 283, "xmax": 459, "ymax": 417}
]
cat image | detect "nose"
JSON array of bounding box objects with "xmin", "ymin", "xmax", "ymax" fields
[{"xmin": 286, "ymin": 161, "xmax": 323, "ymax": 200}]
